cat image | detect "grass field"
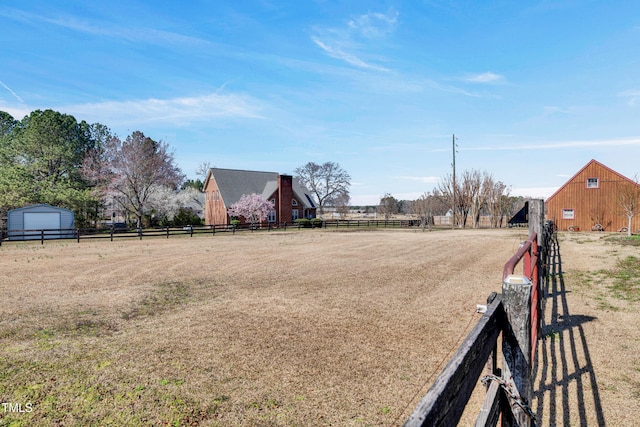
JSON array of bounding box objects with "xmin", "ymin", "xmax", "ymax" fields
[{"xmin": 0, "ymin": 228, "xmax": 638, "ymax": 426}]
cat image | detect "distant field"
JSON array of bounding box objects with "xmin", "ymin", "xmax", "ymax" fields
[{"xmin": 0, "ymin": 228, "xmax": 637, "ymax": 426}]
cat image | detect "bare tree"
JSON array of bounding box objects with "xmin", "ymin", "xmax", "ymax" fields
[
  {"xmin": 438, "ymin": 172, "xmax": 471, "ymax": 228},
  {"xmin": 438, "ymin": 169, "xmax": 508, "ymax": 228},
  {"xmin": 334, "ymin": 191, "xmax": 351, "ymax": 218},
  {"xmin": 487, "ymin": 181, "xmax": 510, "ymax": 228},
  {"xmin": 83, "ymin": 131, "xmax": 184, "ymax": 231},
  {"xmin": 295, "ymin": 161, "xmax": 350, "ymax": 214},
  {"xmin": 617, "ymin": 176, "xmax": 640, "ymax": 236},
  {"xmin": 437, "ymin": 173, "xmax": 458, "ymax": 227},
  {"xmin": 195, "ymin": 161, "xmax": 212, "ymax": 179},
  {"xmin": 412, "ymin": 192, "xmax": 433, "ymax": 230},
  {"xmin": 378, "ymin": 193, "xmax": 399, "ymax": 220},
  {"xmin": 465, "ymin": 170, "xmax": 493, "ymax": 228}
]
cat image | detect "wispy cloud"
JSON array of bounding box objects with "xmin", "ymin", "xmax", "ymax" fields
[
  {"xmin": 0, "ymin": 80, "xmax": 24, "ymax": 103},
  {"xmin": 618, "ymin": 89, "xmax": 640, "ymax": 106},
  {"xmin": 348, "ymin": 11, "xmax": 398, "ymax": 38},
  {"xmin": 311, "ymin": 37, "xmax": 389, "ymax": 71},
  {"xmin": 462, "ymin": 72, "xmax": 506, "ymax": 84},
  {"xmin": 396, "ymin": 175, "xmax": 441, "ymax": 184},
  {"xmin": 542, "ymin": 105, "xmax": 571, "ymax": 117},
  {"xmin": 63, "ymin": 92, "xmax": 264, "ymax": 128},
  {"xmin": 0, "ymin": 7, "xmax": 207, "ymax": 47},
  {"xmin": 465, "ymin": 137, "xmax": 640, "ymax": 151},
  {"xmin": 429, "ymin": 137, "xmax": 640, "ymax": 153},
  {"xmin": 311, "ymin": 10, "xmax": 398, "ymax": 71}
]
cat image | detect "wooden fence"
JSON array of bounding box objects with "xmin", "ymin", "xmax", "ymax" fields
[
  {"xmin": 0, "ymin": 217, "xmax": 525, "ymax": 246},
  {"xmin": 404, "ymin": 200, "xmax": 554, "ymax": 426},
  {"xmin": 0, "ymin": 219, "xmax": 432, "ymax": 245}
]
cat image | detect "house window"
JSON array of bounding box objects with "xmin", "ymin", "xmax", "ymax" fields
[
  {"xmin": 586, "ymin": 178, "xmax": 599, "ymax": 188},
  {"xmin": 268, "ymin": 210, "xmax": 276, "ymax": 222},
  {"xmin": 292, "ymin": 199, "xmax": 298, "ymax": 206},
  {"xmin": 292, "ymin": 209, "xmax": 299, "ymax": 221},
  {"xmin": 562, "ymin": 209, "xmax": 575, "ymax": 220}
]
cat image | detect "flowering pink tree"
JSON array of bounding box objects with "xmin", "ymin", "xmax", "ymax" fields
[{"xmin": 227, "ymin": 193, "xmax": 274, "ymax": 227}]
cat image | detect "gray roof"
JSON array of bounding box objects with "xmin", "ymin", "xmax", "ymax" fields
[{"xmin": 207, "ymin": 168, "xmax": 316, "ymax": 209}]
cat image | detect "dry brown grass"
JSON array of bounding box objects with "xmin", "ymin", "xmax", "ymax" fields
[
  {"xmin": 0, "ymin": 228, "xmax": 637, "ymax": 426},
  {"xmin": 533, "ymin": 232, "xmax": 640, "ymax": 426}
]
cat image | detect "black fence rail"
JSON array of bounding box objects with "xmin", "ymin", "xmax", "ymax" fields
[
  {"xmin": 322, "ymin": 219, "xmax": 421, "ymax": 228},
  {"xmin": 0, "ymin": 219, "xmax": 429, "ymax": 245}
]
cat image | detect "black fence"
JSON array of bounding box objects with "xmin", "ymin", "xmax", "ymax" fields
[{"xmin": 0, "ymin": 219, "xmax": 427, "ymax": 245}]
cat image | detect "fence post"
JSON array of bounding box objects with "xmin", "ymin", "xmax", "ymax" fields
[
  {"xmin": 0, "ymin": 229, "xmax": 3, "ymax": 246},
  {"xmin": 76, "ymin": 228, "xmax": 80, "ymax": 243},
  {"xmin": 41, "ymin": 230, "xmax": 44, "ymax": 245},
  {"xmin": 528, "ymin": 198, "xmax": 544, "ymax": 361},
  {"xmin": 528, "ymin": 199, "xmax": 544, "ymax": 247},
  {"xmin": 501, "ymin": 274, "xmax": 534, "ymax": 426},
  {"xmin": 484, "ymin": 292, "xmax": 499, "ymax": 384}
]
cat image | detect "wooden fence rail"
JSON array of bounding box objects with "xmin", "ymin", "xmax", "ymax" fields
[
  {"xmin": 0, "ymin": 218, "xmax": 524, "ymax": 246},
  {"xmin": 0, "ymin": 219, "xmax": 429, "ymax": 245},
  {"xmin": 404, "ymin": 200, "xmax": 553, "ymax": 427}
]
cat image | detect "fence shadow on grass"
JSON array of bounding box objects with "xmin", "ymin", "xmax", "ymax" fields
[{"xmin": 533, "ymin": 235, "xmax": 606, "ymax": 426}]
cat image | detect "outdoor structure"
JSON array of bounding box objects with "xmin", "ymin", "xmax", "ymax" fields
[
  {"xmin": 546, "ymin": 159, "xmax": 640, "ymax": 232},
  {"xmin": 508, "ymin": 201, "xmax": 529, "ymax": 227},
  {"xmin": 203, "ymin": 168, "xmax": 316, "ymax": 226},
  {"xmin": 7, "ymin": 204, "xmax": 75, "ymax": 240}
]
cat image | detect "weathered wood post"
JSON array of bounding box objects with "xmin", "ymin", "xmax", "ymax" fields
[
  {"xmin": 484, "ymin": 292, "xmax": 500, "ymax": 384},
  {"xmin": 528, "ymin": 198, "xmax": 545, "ymax": 361},
  {"xmin": 528, "ymin": 199, "xmax": 544, "ymax": 247},
  {"xmin": 502, "ymin": 274, "xmax": 534, "ymax": 426}
]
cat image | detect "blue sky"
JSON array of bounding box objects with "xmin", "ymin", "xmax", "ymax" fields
[{"xmin": 1, "ymin": 1, "xmax": 639, "ymax": 205}]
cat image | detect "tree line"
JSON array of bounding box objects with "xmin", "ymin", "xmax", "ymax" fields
[
  {"xmin": 376, "ymin": 170, "xmax": 519, "ymax": 229},
  {"xmin": 0, "ymin": 109, "xmax": 191, "ymax": 229},
  {"xmin": 1, "ymin": 108, "xmax": 519, "ymax": 231}
]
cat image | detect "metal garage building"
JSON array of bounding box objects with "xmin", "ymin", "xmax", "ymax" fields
[{"xmin": 7, "ymin": 204, "xmax": 75, "ymax": 240}]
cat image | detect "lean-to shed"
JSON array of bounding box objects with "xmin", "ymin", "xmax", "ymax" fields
[{"xmin": 7, "ymin": 204, "xmax": 75, "ymax": 240}]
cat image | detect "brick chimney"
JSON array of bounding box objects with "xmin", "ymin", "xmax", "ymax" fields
[{"xmin": 278, "ymin": 174, "xmax": 293, "ymax": 223}]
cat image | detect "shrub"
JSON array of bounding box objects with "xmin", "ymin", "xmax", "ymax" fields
[
  {"xmin": 230, "ymin": 219, "xmax": 241, "ymax": 229},
  {"xmin": 311, "ymin": 218, "xmax": 323, "ymax": 228},
  {"xmin": 173, "ymin": 208, "xmax": 203, "ymax": 227},
  {"xmin": 294, "ymin": 218, "xmax": 311, "ymax": 228}
]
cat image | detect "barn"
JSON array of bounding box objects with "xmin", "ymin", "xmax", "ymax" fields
[
  {"xmin": 7, "ymin": 204, "xmax": 75, "ymax": 240},
  {"xmin": 546, "ymin": 159, "xmax": 640, "ymax": 232}
]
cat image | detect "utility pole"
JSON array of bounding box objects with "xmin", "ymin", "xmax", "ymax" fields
[{"xmin": 452, "ymin": 134, "xmax": 457, "ymax": 229}]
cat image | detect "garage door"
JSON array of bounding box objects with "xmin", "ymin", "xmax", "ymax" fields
[{"xmin": 23, "ymin": 212, "xmax": 61, "ymax": 239}]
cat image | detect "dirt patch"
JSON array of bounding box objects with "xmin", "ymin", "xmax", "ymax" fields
[{"xmin": 0, "ymin": 229, "xmax": 637, "ymax": 425}]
